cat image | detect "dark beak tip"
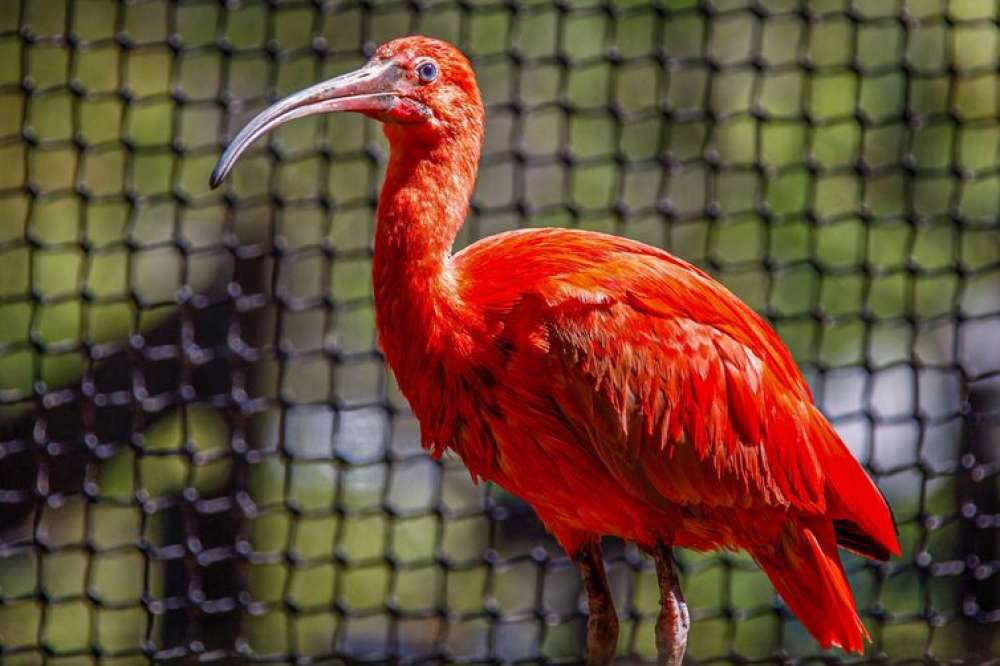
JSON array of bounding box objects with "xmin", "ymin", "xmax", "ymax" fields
[{"xmin": 209, "ymin": 165, "xmax": 225, "ymax": 190}]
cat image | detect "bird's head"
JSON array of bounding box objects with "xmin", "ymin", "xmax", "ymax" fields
[{"xmin": 210, "ymin": 36, "xmax": 483, "ymax": 188}]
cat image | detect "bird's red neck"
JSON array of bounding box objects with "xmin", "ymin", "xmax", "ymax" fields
[{"xmin": 372, "ymin": 122, "xmax": 484, "ymax": 384}]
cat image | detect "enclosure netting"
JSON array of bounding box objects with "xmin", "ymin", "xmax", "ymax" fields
[{"xmin": 0, "ymin": 0, "xmax": 998, "ymax": 663}]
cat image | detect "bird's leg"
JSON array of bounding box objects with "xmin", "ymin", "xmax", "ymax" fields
[
  {"xmin": 573, "ymin": 537, "xmax": 619, "ymax": 665},
  {"xmin": 651, "ymin": 542, "xmax": 689, "ymax": 666}
]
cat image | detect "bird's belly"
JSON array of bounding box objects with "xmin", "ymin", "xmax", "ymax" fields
[
  {"xmin": 471, "ymin": 411, "xmax": 683, "ymax": 549},
  {"xmin": 488, "ymin": 436, "xmax": 779, "ymax": 553},
  {"xmin": 455, "ymin": 403, "xmax": 768, "ymax": 554}
]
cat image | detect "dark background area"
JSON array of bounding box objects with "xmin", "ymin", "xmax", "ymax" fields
[{"xmin": 0, "ymin": 0, "xmax": 998, "ymax": 663}]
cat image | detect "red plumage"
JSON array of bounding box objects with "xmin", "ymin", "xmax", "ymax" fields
[
  {"xmin": 445, "ymin": 228, "xmax": 896, "ymax": 652},
  {"xmin": 370, "ymin": 38, "xmax": 899, "ymax": 655},
  {"xmin": 212, "ymin": 35, "xmax": 901, "ymax": 657}
]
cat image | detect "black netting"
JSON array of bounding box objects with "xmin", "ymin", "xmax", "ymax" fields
[{"xmin": 0, "ymin": 0, "xmax": 998, "ymax": 663}]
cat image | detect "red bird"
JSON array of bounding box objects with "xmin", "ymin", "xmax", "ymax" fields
[{"xmin": 212, "ymin": 37, "xmax": 900, "ymax": 664}]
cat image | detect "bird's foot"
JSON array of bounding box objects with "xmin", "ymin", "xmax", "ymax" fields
[
  {"xmin": 652, "ymin": 542, "xmax": 689, "ymax": 666},
  {"xmin": 574, "ymin": 537, "xmax": 620, "ymax": 665}
]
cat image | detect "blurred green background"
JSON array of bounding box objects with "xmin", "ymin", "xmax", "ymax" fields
[{"xmin": 0, "ymin": 0, "xmax": 998, "ymax": 663}]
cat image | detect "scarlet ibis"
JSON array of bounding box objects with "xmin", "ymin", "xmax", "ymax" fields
[{"xmin": 211, "ymin": 36, "xmax": 900, "ymax": 664}]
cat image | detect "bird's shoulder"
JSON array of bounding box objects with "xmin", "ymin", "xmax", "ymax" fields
[
  {"xmin": 454, "ymin": 226, "xmax": 694, "ymax": 293},
  {"xmin": 454, "ymin": 226, "xmax": 707, "ymax": 326},
  {"xmin": 454, "ymin": 227, "xmax": 806, "ymax": 398}
]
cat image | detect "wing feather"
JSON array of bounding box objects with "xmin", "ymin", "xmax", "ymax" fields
[{"xmin": 557, "ymin": 307, "xmax": 822, "ymax": 512}]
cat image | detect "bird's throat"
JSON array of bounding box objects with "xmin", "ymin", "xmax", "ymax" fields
[{"xmin": 372, "ymin": 128, "xmax": 482, "ymax": 371}]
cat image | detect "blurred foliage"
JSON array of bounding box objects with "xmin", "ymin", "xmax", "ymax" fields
[{"xmin": 0, "ymin": 0, "xmax": 998, "ymax": 662}]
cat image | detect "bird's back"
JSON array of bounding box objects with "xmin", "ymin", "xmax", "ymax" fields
[{"xmin": 455, "ymin": 226, "xmax": 809, "ymax": 397}]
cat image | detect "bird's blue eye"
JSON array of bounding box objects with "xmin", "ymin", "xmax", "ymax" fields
[{"xmin": 416, "ymin": 61, "xmax": 438, "ymax": 83}]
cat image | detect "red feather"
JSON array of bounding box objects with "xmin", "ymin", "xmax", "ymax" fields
[{"xmin": 358, "ymin": 37, "xmax": 900, "ymax": 654}]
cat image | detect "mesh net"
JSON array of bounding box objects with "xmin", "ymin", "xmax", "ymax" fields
[{"xmin": 0, "ymin": 0, "xmax": 998, "ymax": 662}]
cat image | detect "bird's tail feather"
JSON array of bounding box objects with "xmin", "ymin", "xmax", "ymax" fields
[
  {"xmin": 812, "ymin": 409, "xmax": 900, "ymax": 561},
  {"xmin": 754, "ymin": 523, "xmax": 868, "ymax": 654}
]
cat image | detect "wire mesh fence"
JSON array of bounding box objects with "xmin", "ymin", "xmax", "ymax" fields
[{"xmin": 0, "ymin": 0, "xmax": 998, "ymax": 662}]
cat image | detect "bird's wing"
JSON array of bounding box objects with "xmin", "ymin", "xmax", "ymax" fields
[
  {"xmin": 458, "ymin": 229, "xmax": 897, "ymax": 554},
  {"xmin": 503, "ymin": 257, "xmax": 827, "ymax": 514}
]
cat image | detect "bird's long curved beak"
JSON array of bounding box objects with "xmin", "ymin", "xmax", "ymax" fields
[{"xmin": 210, "ymin": 60, "xmax": 403, "ymax": 188}]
